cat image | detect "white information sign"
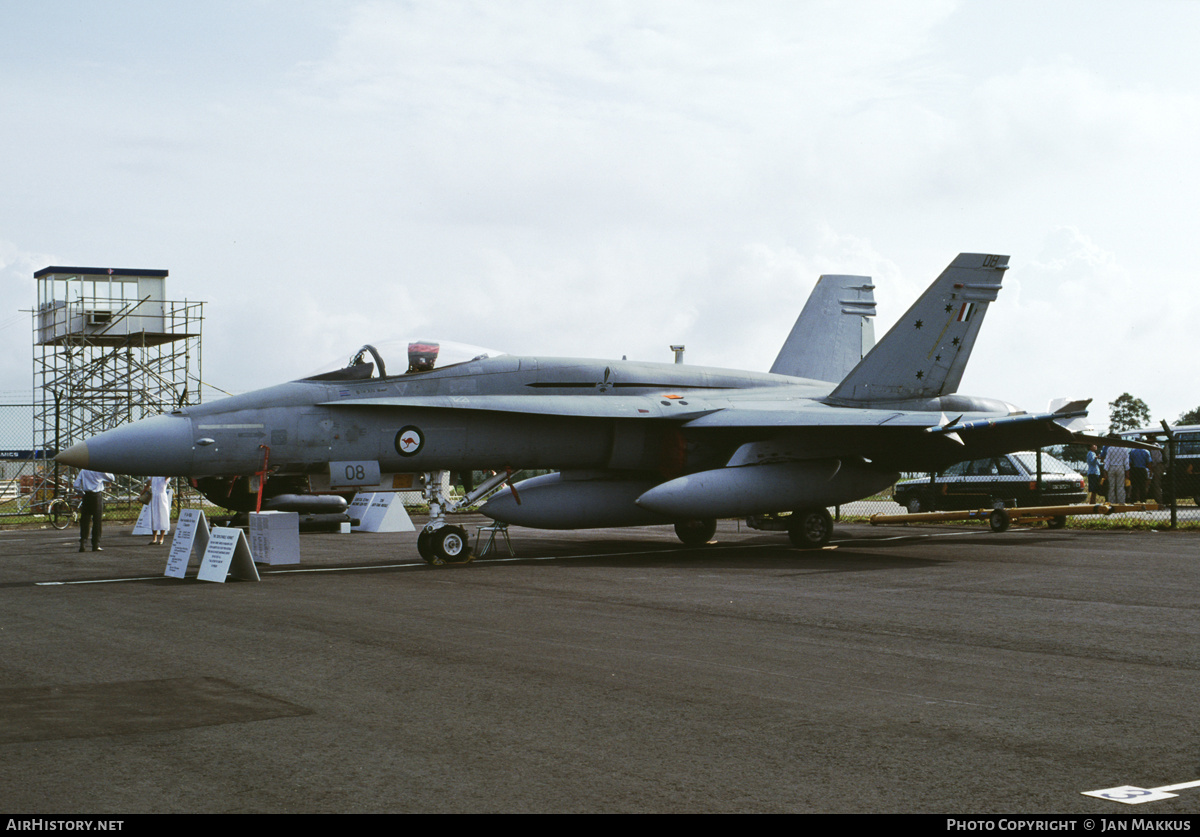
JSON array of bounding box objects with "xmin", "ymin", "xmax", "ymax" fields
[
  {"xmin": 354, "ymin": 492, "xmax": 415, "ymax": 533},
  {"xmin": 132, "ymin": 504, "xmax": 152, "ymax": 536},
  {"xmin": 348, "ymin": 493, "xmax": 375, "ymax": 531},
  {"xmin": 197, "ymin": 527, "xmax": 260, "ymax": 583},
  {"xmin": 165, "ymin": 508, "xmax": 210, "ymax": 579},
  {"xmin": 249, "ymin": 511, "xmax": 300, "ymax": 565}
]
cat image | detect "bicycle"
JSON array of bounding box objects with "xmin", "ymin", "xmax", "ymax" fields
[{"xmin": 46, "ymin": 494, "xmax": 82, "ymax": 530}]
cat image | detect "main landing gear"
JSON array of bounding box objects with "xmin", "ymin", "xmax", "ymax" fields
[
  {"xmin": 417, "ymin": 469, "xmax": 516, "ymax": 566},
  {"xmin": 787, "ymin": 507, "xmax": 834, "ymax": 549},
  {"xmin": 745, "ymin": 508, "xmax": 836, "ymax": 548},
  {"xmin": 674, "ymin": 518, "xmax": 717, "ymax": 546}
]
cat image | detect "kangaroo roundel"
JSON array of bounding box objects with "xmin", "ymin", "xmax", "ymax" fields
[{"xmin": 395, "ymin": 426, "xmax": 424, "ymax": 456}]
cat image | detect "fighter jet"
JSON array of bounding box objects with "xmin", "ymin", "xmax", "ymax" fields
[{"xmin": 56, "ymin": 253, "xmax": 1100, "ymax": 563}]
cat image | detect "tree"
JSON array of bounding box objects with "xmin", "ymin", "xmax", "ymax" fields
[
  {"xmin": 1178, "ymin": 406, "xmax": 1200, "ymax": 426},
  {"xmin": 1108, "ymin": 393, "xmax": 1151, "ymax": 432}
]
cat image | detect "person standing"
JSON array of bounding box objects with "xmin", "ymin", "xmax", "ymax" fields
[
  {"xmin": 1086, "ymin": 445, "xmax": 1103, "ymax": 503},
  {"xmin": 144, "ymin": 476, "xmax": 172, "ymax": 545},
  {"xmin": 1128, "ymin": 446, "xmax": 1151, "ymax": 503},
  {"xmin": 1104, "ymin": 440, "xmax": 1130, "ymax": 505},
  {"xmin": 73, "ymin": 469, "xmax": 114, "ymax": 552}
]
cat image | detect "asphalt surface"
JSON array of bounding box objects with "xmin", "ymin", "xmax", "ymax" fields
[{"xmin": 0, "ymin": 514, "xmax": 1197, "ymax": 813}]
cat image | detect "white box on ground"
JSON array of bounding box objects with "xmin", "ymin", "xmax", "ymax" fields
[{"xmin": 249, "ymin": 511, "xmax": 300, "ymax": 565}]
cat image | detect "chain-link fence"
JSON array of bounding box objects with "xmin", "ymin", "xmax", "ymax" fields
[
  {"xmin": 0, "ymin": 404, "xmax": 216, "ymax": 527},
  {"xmin": 0, "ymin": 404, "xmax": 61, "ymax": 524},
  {"xmin": 0, "ymin": 396, "xmax": 445, "ymax": 528}
]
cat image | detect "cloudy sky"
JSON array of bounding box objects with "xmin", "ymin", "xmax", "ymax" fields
[{"xmin": 2, "ymin": 0, "xmax": 1197, "ymax": 429}]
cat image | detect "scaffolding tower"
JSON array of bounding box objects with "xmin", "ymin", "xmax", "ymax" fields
[{"xmin": 33, "ymin": 266, "xmax": 204, "ymax": 468}]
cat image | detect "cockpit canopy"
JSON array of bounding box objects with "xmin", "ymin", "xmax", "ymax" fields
[{"xmin": 303, "ymin": 338, "xmax": 504, "ymax": 381}]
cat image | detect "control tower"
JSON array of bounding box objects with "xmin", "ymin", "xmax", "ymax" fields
[{"xmin": 32, "ymin": 266, "xmax": 204, "ymax": 460}]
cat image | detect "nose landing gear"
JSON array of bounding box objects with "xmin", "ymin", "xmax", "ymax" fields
[
  {"xmin": 417, "ymin": 469, "xmax": 517, "ymax": 566},
  {"xmin": 417, "ymin": 524, "xmax": 472, "ymax": 564}
]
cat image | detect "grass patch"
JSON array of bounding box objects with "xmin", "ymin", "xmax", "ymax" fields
[
  {"xmin": 838, "ymin": 514, "xmax": 1196, "ymax": 531},
  {"xmin": 1066, "ymin": 518, "xmax": 1199, "ymax": 531}
]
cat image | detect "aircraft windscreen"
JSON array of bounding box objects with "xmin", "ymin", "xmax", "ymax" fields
[{"xmin": 303, "ymin": 338, "xmax": 505, "ymax": 381}]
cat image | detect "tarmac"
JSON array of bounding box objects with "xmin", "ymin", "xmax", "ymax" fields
[{"xmin": 0, "ymin": 514, "xmax": 1197, "ymax": 813}]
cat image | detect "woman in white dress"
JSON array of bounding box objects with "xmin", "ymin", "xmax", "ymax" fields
[{"xmin": 146, "ymin": 476, "xmax": 172, "ymax": 545}]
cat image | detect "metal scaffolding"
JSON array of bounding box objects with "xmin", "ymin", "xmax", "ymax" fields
[{"xmin": 32, "ymin": 267, "xmax": 204, "ymax": 487}]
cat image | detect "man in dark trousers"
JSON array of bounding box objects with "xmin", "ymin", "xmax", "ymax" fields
[
  {"xmin": 73, "ymin": 469, "xmax": 114, "ymax": 552},
  {"xmin": 1129, "ymin": 446, "xmax": 1151, "ymax": 503}
]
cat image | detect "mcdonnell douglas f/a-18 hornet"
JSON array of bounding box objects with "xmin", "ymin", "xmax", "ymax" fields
[{"xmin": 57, "ymin": 253, "xmax": 1121, "ymax": 563}]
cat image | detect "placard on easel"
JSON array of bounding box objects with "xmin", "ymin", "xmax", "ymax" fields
[
  {"xmin": 347, "ymin": 493, "xmax": 374, "ymax": 529},
  {"xmin": 165, "ymin": 508, "xmax": 210, "ymax": 579},
  {"xmin": 132, "ymin": 504, "xmax": 152, "ymax": 536},
  {"xmin": 351, "ymin": 492, "xmax": 415, "ymax": 532},
  {"xmin": 197, "ymin": 527, "xmax": 260, "ymax": 583}
]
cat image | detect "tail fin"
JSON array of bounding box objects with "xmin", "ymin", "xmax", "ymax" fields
[
  {"xmin": 826, "ymin": 253, "xmax": 1008, "ymax": 404},
  {"xmin": 770, "ymin": 274, "xmax": 876, "ymax": 382}
]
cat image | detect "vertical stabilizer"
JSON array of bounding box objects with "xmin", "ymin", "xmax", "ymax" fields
[
  {"xmin": 826, "ymin": 253, "xmax": 1008, "ymax": 404},
  {"xmin": 770, "ymin": 275, "xmax": 876, "ymax": 382}
]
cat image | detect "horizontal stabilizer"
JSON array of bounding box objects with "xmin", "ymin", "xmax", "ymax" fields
[
  {"xmin": 827, "ymin": 253, "xmax": 1008, "ymax": 405},
  {"xmin": 770, "ymin": 275, "xmax": 875, "ymax": 382},
  {"xmin": 1072, "ymin": 432, "xmax": 1160, "ymax": 451}
]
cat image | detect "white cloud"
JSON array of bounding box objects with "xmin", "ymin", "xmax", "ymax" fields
[{"xmin": 0, "ymin": 0, "xmax": 1197, "ymax": 429}]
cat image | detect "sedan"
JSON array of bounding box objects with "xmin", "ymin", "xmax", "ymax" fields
[{"xmin": 893, "ymin": 451, "xmax": 1088, "ymax": 513}]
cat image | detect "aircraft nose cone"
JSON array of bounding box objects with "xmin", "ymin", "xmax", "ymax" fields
[
  {"xmin": 60, "ymin": 414, "xmax": 196, "ymax": 476},
  {"xmin": 55, "ymin": 441, "xmax": 90, "ymax": 469}
]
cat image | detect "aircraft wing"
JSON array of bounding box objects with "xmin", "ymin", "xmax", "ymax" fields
[
  {"xmin": 325, "ymin": 394, "xmax": 955, "ymax": 427},
  {"xmin": 678, "ymin": 405, "xmax": 938, "ymax": 429},
  {"xmin": 322, "ymin": 392, "xmax": 1118, "ymax": 469},
  {"xmin": 679, "ymin": 402, "xmax": 1107, "ymax": 469},
  {"xmin": 323, "ymin": 394, "xmax": 1107, "ymax": 442}
]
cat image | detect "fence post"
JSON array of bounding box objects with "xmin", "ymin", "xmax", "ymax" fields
[
  {"xmin": 1161, "ymin": 420, "xmax": 1177, "ymax": 530},
  {"xmin": 53, "ymin": 391, "xmax": 62, "ymax": 501}
]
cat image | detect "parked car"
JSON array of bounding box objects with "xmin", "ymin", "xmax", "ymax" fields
[{"xmin": 893, "ymin": 451, "xmax": 1087, "ymax": 513}]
